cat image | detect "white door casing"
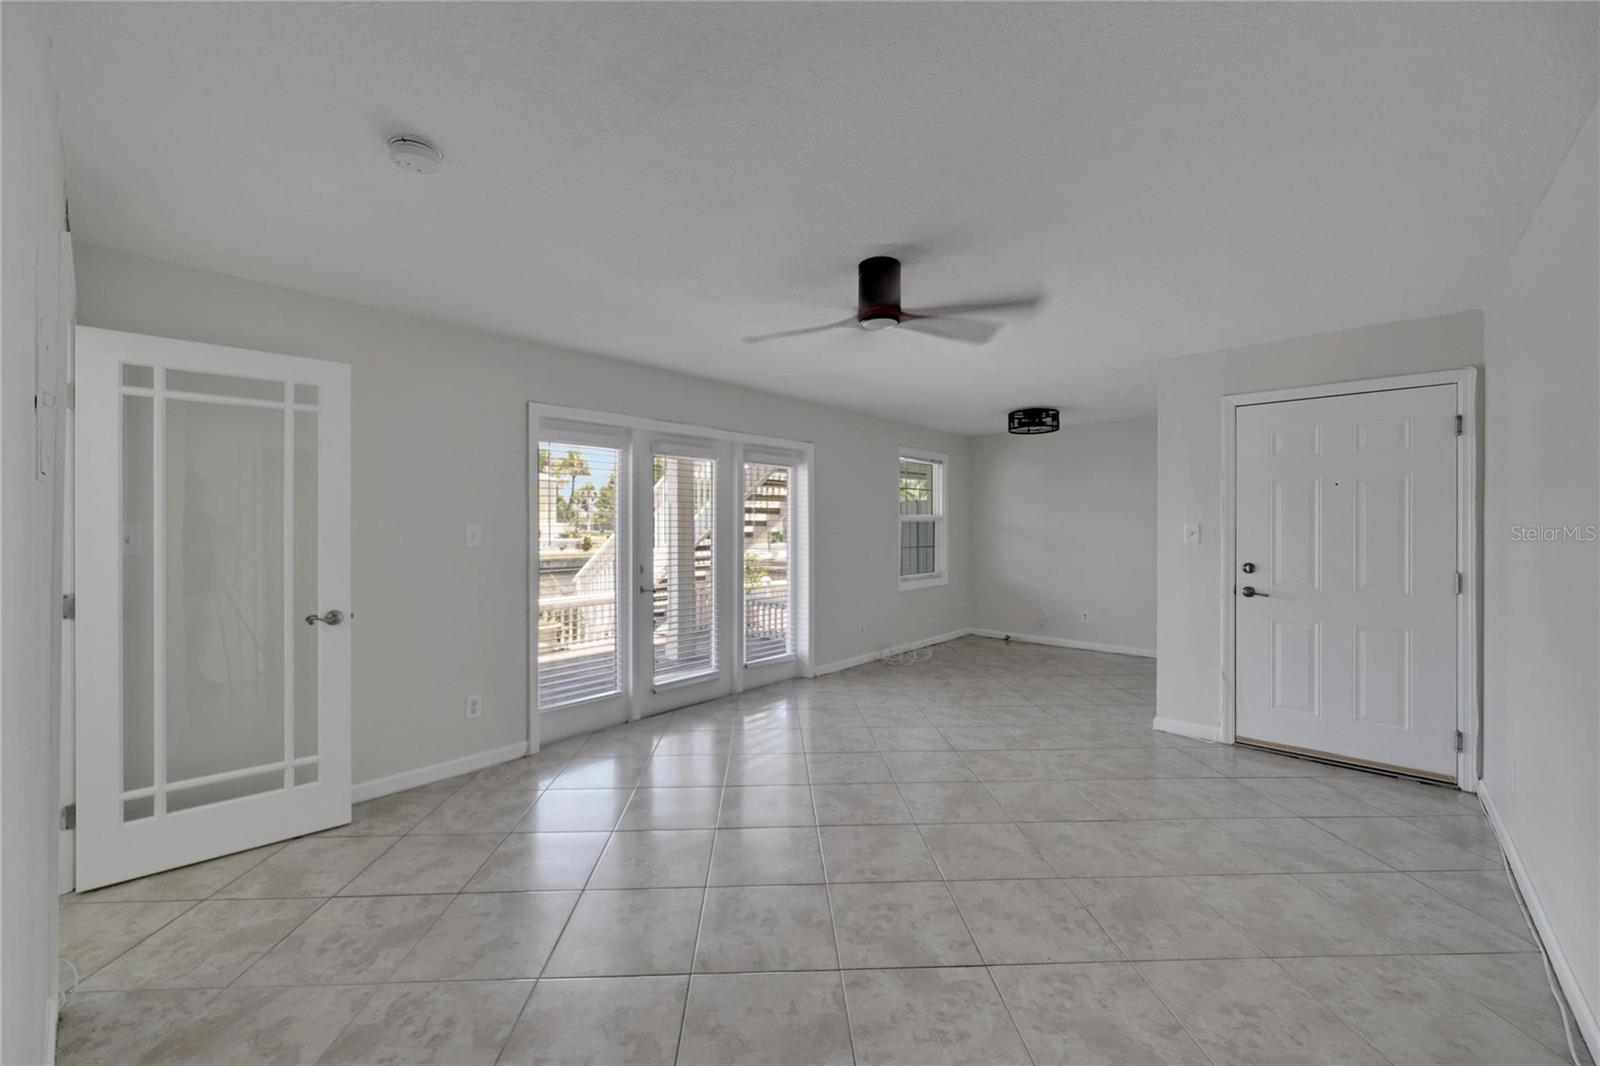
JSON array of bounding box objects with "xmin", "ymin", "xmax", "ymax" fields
[
  {"xmin": 528, "ymin": 404, "xmax": 813, "ymax": 742},
  {"xmin": 74, "ymin": 327, "xmax": 351, "ymax": 890},
  {"xmin": 1233, "ymin": 382, "xmax": 1462, "ymax": 780}
]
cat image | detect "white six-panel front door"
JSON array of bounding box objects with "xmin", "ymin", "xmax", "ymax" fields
[
  {"xmin": 1235, "ymin": 384, "xmax": 1459, "ymax": 780},
  {"xmin": 74, "ymin": 328, "xmax": 352, "ymax": 890}
]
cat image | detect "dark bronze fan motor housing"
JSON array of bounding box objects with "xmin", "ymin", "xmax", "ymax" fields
[
  {"xmin": 857, "ymin": 256, "xmax": 904, "ymax": 329},
  {"xmin": 1008, "ymin": 407, "xmax": 1060, "ymax": 434}
]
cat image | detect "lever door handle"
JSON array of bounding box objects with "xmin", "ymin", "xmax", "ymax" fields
[
  {"xmin": 305, "ymin": 609, "xmax": 346, "ymax": 626},
  {"xmin": 1240, "ymin": 587, "xmax": 1268, "ymax": 598}
]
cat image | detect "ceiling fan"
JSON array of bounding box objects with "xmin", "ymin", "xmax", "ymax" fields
[{"xmin": 742, "ymin": 256, "xmax": 1041, "ymax": 346}]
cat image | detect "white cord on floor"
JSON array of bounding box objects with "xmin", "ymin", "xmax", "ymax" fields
[
  {"xmin": 881, "ymin": 646, "xmax": 933, "ymax": 666},
  {"xmin": 59, "ymin": 958, "xmax": 80, "ymax": 1012},
  {"xmin": 1499, "ymin": 843, "xmax": 1584, "ymax": 1065}
]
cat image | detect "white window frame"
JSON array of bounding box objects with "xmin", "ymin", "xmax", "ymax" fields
[
  {"xmin": 532, "ymin": 420, "xmax": 632, "ymax": 714},
  {"xmin": 528, "ymin": 403, "xmax": 815, "ymax": 749},
  {"xmin": 897, "ymin": 448, "xmax": 948, "ymax": 590},
  {"xmin": 740, "ymin": 447, "xmax": 804, "ymax": 668}
]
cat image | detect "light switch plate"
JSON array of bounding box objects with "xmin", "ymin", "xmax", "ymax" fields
[
  {"xmin": 465, "ymin": 523, "xmax": 483, "ymax": 549},
  {"xmin": 1182, "ymin": 522, "xmax": 1201, "ymax": 544}
]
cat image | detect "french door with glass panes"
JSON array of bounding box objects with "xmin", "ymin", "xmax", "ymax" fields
[
  {"xmin": 631, "ymin": 434, "xmax": 732, "ymax": 716},
  {"xmin": 530, "ymin": 406, "xmax": 808, "ymax": 736},
  {"xmin": 74, "ymin": 328, "xmax": 351, "ymax": 890}
]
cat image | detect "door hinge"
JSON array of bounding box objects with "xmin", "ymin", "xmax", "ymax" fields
[
  {"xmin": 66, "ymin": 382, "xmax": 75, "ymax": 410},
  {"xmin": 60, "ymin": 804, "xmax": 76, "ymax": 831},
  {"xmin": 1455, "ymin": 730, "xmax": 1465, "ymax": 753},
  {"xmin": 62, "ymin": 593, "xmax": 75, "ymax": 620},
  {"xmin": 1455, "ymin": 414, "xmax": 1464, "ymax": 436},
  {"xmin": 1455, "ymin": 572, "xmax": 1463, "ymax": 595}
]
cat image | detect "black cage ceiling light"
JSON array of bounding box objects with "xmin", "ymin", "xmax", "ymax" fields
[{"xmin": 1008, "ymin": 407, "xmax": 1060, "ymax": 435}]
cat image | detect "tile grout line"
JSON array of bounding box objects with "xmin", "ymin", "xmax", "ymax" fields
[
  {"xmin": 808, "ymin": 700, "xmax": 860, "ymax": 1066},
  {"xmin": 296, "ymin": 745, "xmax": 578, "ymax": 1059},
  {"xmin": 481, "ymin": 742, "xmax": 620, "ymax": 1065},
  {"xmin": 63, "ymin": 835, "xmax": 293, "ymax": 986},
  {"xmin": 68, "ymin": 646, "xmax": 1541, "ymax": 1065}
]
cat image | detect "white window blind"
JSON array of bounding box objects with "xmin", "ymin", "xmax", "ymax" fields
[
  {"xmin": 537, "ymin": 441, "xmax": 622, "ymax": 708},
  {"xmin": 653, "ymin": 454, "xmax": 717, "ymax": 683},
  {"xmin": 743, "ymin": 461, "xmax": 793, "ymax": 664},
  {"xmin": 899, "ymin": 453, "xmax": 945, "ymax": 585}
]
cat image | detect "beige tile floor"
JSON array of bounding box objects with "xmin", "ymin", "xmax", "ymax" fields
[{"xmin": 58, "ymin": 636, "xmax": 1591, "ymax": 1065}]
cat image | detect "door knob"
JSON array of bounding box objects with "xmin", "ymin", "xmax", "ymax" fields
[
  {"xmin": 305, "ymin": 609, "xmax": 345, "ymax": 626},
  {"xmin": 1240, "ymin": 587, "xmax": 1268, "ymax": 598}
]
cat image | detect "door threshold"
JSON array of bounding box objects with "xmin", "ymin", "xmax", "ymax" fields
[{"xmin": 1233, "ymin": 737, "xmax": 1457, "ymax": 787}]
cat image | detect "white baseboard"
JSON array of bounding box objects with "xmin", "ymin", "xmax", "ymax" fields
[
  {"xmin": 351, "ymin": 740, "xmax": 529, "ymax": 803},
  {"xmin": 1478, "ymin": 779, "xmax": 1599, "ymax": 1059},
  {"xmin": 1151, "ymin": 715, "xmax": 1221, "ymax": 743},
  {"xmin": 967, "ymin": 629, "xmax": 1156, "ymax": 658},
  {"xmin": 814, "ymin": 629, "xmax": 972, "ymax": 676}
]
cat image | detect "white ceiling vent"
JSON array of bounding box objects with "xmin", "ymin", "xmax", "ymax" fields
[{"xmin": 387, "ymin": 135, "xmax": 442, "ymax": 175}]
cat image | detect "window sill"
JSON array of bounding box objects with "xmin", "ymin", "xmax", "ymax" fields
[
  {"xmin": 538, "ymin": 690, "xmax": 621, "ymax": 714},
  {"xmin": 898, "ymin": 573, "xmax": 949, "ymax": 592},
  {"xmin": 650, "ymin": 669, "xmax": 720, "ymax": 693},
  {"xmin": 743, "ymin": 653, "xmax": 798, "ymax": 669}
]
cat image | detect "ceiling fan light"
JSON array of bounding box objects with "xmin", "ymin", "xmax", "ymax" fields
[
  {"xmin": 1008, "ymin": 407, "xmax": 1060, "ymax": 434},
  {"xmin": 860, "ymin": 315, "xmax": 898, "ymax": 331}
]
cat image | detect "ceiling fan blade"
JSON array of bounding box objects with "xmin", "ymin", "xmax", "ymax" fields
[
  {"xmin": 904, "ymin": 293, "xmax": 1043, "ymax": 319},
  {"xmin": 898, "ymin": 315, "xmax": 1003, "ymax": 345},
  {"xmin": 741, "ymin": 318, "xmax": 856, "ymax": 344}
]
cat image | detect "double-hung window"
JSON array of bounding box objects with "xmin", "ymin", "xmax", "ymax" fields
[{"xmin": 898, "ymin": 451, "xmax": 947, "ymax": 589}]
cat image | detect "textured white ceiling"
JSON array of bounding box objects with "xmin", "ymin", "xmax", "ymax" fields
[{"xmin": 48, "ymin": 3, "xmax": 1597, "ymax": 433}]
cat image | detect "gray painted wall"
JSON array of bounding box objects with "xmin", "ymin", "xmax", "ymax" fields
[
  {"xmin": 1154, "ymin": 310, "xmax": 1483, "ymax": 735},
  {"xmin": 971, "ymin": 417, "xmax": 1156, "ymax": 653},
  {"xmin": 74, "ymin": 245, "xmax": 974, "ymax": 786},
  {"xmin": 1482, "ymin": 103, "xmax": 1598, "ymax": 1044},
  {"xmin": 1, "ymin": 6, "xmax": 67, "ymax": 1061}
]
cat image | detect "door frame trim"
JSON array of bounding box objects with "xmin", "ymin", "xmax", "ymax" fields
[
  {"xmin": 527, "ymin": 403, "xmax": 815, "ymax": 749},
  {"xmin": 1218, "ymin": 368, "xmax": 1479, "ymax": 790}
]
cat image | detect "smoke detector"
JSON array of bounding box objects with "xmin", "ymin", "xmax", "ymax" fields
[{"xmin": 388, "ymin": 135, "xmax": 442, "ymax": 175}]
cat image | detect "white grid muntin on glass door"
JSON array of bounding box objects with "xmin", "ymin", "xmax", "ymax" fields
[
  {"xmin": 76, "ymin": 326, "xmax": 351, "ymax": 891},
  {"xmin": 117, "ymin": 365, "xmax": 325, "ymax": 821}
]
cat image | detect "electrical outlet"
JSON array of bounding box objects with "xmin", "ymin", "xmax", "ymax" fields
[
  {"xmin": 465, "ymin": 523, "xmax": 483, "ymax": 549},
  {"xmin": 1081, "ymin": 611, "xmax": 1090, "ymax": 623},
  {"xmin": 465, "ymin": 694, "xmax": 482, "ymax": 720},
  {"xmin": 1036, "ymin": 611, "xmax": 1047, "ymax": 630},
  {"xmin": 858, "ymin": 623, "xmax": 866, "ymax": 637}
]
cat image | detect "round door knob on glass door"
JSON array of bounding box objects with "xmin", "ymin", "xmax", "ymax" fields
[
  {"xmin": 305, "ymin": 609, "xmax": 345, "ymax": 626},
  {"xmin": 1240, "ymin": 587, "xmax": 1268, "ymax": 598}
]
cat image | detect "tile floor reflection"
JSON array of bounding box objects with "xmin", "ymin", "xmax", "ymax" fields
[{"xmin": 57, "ymin": 637, "xmax": 1588, "ymax": 1065}]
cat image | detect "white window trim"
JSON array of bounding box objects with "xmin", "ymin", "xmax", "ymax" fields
[
  {"xmin": 528, "ymin": 403, "xmax": 816, "ymax": 750},
  {"xmin": 897, "ymin": 448, "xmax": 948, "ymax": 591}
]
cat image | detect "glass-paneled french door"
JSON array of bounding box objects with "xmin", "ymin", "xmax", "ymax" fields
[
  {"xmin": 530, "ymin": 406, "xmax": 810, "ymax": 740},
  {"xmin": 74, "ymin": 328, "xmax": 352, "ymax": 891}
]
